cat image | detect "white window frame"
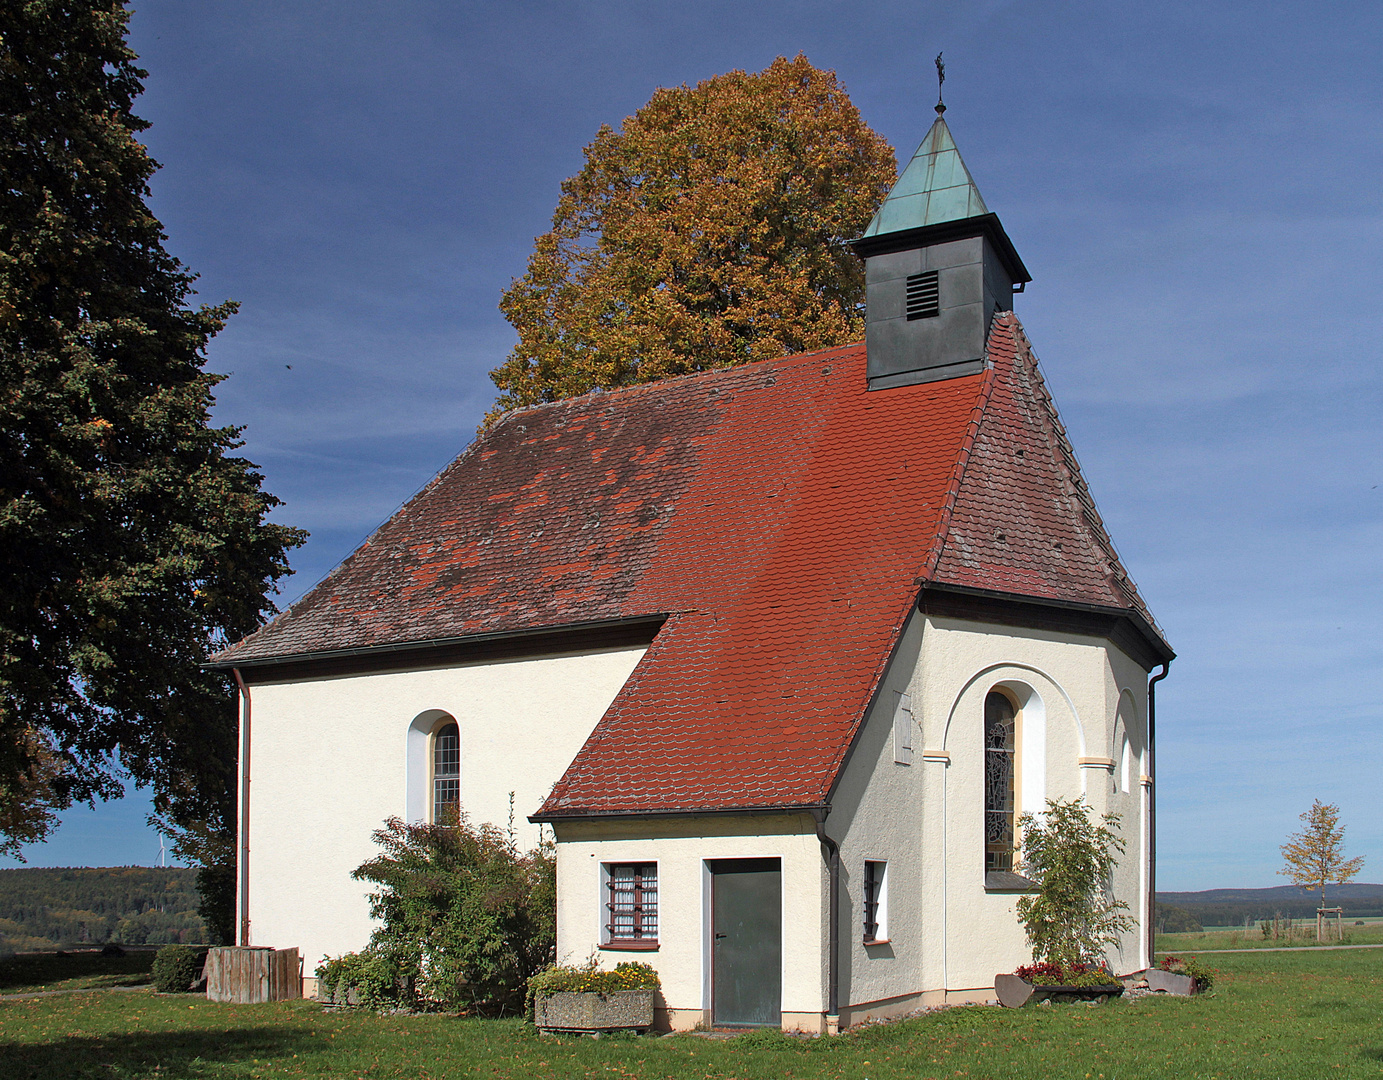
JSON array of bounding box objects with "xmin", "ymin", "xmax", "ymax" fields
[
  {"xmin": 430, "ymin": 720, "xmax": 460, "ymax": 823},
  {"xmin": 600, "ymin": 861, "xmax": 659, "ymax": 950},
  {"xmin": 863, "ymin": 859, "xmax": 889, "ymax": 944},
  {"xmin": 892, "ymin": 692, "xmax": 913, "ymax": 765},
  {"xmin": 984, "ymin": 688, "xmax": 1020, "ymax": 876}
]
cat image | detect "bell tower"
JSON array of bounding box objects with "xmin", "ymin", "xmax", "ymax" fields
[{"xmin": 852, "ymin": 99, "xmax": 1031, "ymax": 389}]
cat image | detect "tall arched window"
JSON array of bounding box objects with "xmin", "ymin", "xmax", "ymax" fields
[
  {"xmin": 984, "ymin": 690, "xmax": 1017, "ymax": 873},
  {"xmin": 432, "ymin": 722, "xmax": 460, "ymax": 824}
]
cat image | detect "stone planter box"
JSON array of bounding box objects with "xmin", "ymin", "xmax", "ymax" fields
[
  {"xmin": 1143, "ymin": 968, "xmax": 1197, "ymax": 996},
  {"xmin": 315, "ymin": 982, "xmax": 361, "ymax": 1007},
  {"xmin": 314, "ymin": 974, "xmax": 414, "ymax": 1008},
  {"xmin": 534, "ymin": 990, "xmax": 654, "ymax": 1033},
  {"xmin": 996, "ymin": 973, "xmax": 1124, "ymax": 1008}
]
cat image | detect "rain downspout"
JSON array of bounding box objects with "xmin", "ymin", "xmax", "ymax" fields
[
  {"xmin": 812, "ymin": 809, "xmax": 840, "ymax": 1033},
  {"xmin": 1146, "ymin": 661, "xmax": 1171, "ymax": 966},
  {"xmin": 233, "ymin": 668, "xmax": 251, "ymax": 947}
]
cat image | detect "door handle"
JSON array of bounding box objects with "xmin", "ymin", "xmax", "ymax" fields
[{"xmin": 714, "ymin": 933, "xmax": 727, "ymax": 940}]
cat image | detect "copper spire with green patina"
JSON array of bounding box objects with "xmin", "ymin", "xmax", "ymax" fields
[{"xmin": 861, "ymin": 115, "xmax": 990, "ymax": 239}]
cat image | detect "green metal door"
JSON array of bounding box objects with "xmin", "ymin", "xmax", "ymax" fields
[{"xmin": 710, "ymin": 858, "xmax": 782, "ymax": 1027}]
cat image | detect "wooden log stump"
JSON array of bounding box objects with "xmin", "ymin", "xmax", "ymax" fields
[{"xmin": 206, "ymin": 947, "xmax": 301, "ymax": 1004}]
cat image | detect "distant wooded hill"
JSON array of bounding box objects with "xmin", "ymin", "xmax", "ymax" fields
[
  {"xmin": 1156, "ymin": 884, "xmax": 1383, "ymax": 931},
  {"xmin": 0, "ymin": 867, "xmax": 206, "ymax": 952}
]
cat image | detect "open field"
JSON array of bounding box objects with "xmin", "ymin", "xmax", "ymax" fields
[
  {"xmin": 1157, "ymin": 923, "xmax": 1383, "ymax": 952},
  {"xmin": 0, "ymin": 948, "xmax": 1380, "ymax": 1078}
]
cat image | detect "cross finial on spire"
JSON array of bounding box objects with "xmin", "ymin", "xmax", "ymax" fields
[{"xmin": 935, "ymin": 52, "xmax": 946, "ymax": 117}]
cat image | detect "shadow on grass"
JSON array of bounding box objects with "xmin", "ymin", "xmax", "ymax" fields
[
  {"xmin": 0, "ymin": 952, "xmax": 155, "ymax": 992},
  {"xmin": 1, "ymin": 1024, "xmax": 323, "ymax": 1080}
]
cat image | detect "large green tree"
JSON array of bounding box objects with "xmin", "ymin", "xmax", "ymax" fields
[
  {"xmin": 0, "ymin": 1, "xmax": 304, "ymax": 939},
  {"xmin": 489, "ymin": 54, "xmax": 897, "ymax": 419}
]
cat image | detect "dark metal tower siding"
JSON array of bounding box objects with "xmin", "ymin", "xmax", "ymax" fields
[
  {"xmin": 851, "ymin": 116, "xmax": 1031, "ymax": 390},
  {"xmin": 863, "ymin": 233, "xmax": 1016, "ymax": 388}
]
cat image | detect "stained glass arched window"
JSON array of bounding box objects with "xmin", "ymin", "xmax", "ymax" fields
[
  {"xmin": 432, "ymin": 722, "xmax": 460, "ymax": 824},
  {"xmin": 984, "ymin": 691, "xmax": 1016, "ymax": 873}
]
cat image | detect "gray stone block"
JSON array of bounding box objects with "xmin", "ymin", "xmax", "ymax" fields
[
  {"xmin": 534, "ymin": 990, "xmax": 655, "ymax": 1032},
  {"xmin": 1145, "ymin": 968, "xmax": 1197, "ymax": 995}
]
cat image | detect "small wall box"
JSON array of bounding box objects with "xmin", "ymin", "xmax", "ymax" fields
[{"xmin": 205, "ymin": 946, "xmax": 301, "ymax": 1004}]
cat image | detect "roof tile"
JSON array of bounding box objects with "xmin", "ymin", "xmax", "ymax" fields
[{"xmin": 216, "ymin": 316, "xmax": 1166, "ymax": 816}]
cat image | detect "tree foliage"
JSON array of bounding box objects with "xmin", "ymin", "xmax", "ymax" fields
[
  {"xmin": 0, "ymin": 730, "xmax": 66, "ymax": 859},
  {"xmin": 1015, "ymin": 797, "xmax": 1134, "ymax": 972},
  {"xmin": 0, "ymin": 865, "xmax": 205, "ymax": 949},
  {"xmin": 0, "ymin": 1, "xmax": 304, "ymax": 885},
  {"xmin": 337, "ymin": 815, "xmax": 556, "ymax": 1012},
  {"xmin": 1280, "ymin": 799, "xmax": 1364, "ymax": 907},
  {"xmin": 490, "ymin": 54, "xmax": 896, "ymax": 418}
]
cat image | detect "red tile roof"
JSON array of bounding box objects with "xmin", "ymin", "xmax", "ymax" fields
[
  {"xmin": 935, "ymin": 316, "xmax": 1161, "ymax": 628},
  {"xmin": 215, "ymin": 314, "xmax": 1167, "ymax": 817}
]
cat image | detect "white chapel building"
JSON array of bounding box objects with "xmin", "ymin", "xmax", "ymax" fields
[{"xmin": 213, "ymin": 114, "xmax": 1173, "ymax": 1031}]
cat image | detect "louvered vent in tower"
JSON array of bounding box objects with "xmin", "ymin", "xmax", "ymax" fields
[{"xmin": 906, "ymin": 271, "xmax": 940, "ymax": 320}]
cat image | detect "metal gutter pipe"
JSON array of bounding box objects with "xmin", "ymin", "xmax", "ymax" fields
[
  {"xmin": 232, "ymin": 668, "xmax": 251, "ymax": 947},
  {"xmin": 1146, "ymin": 660, "xmax": 1171, "ymax": 965},
  {"xmin": 812, "ymin": 809, "xmax": 840, "ymax": 1033}
]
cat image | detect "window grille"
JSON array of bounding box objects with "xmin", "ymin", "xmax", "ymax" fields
[
  {"xmin": 984, "ymin": 692, "xmax": 1016, "ymax": 873},
  {"xmin": 432, "ymin": 722, "xmax": 460, "ymax": 822},
  {"xmin": 863, "ymin": 860, "xmax": 887, "ymax": 942},
  {"xmin": 906, "ymin": 270, "xmax": 940, "ymax": 320},
  {"xmin": 607, "ymin": 863, "xmax": 658, "ymax": 942}
]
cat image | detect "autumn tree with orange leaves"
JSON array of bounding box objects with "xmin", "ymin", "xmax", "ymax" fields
[
  {"xmin": 1281, "ymin": 800, "xmax": 1364, "ymax": 937},
  {"xmin": 489, "ymin": 54, "xmax": 897, "ymax": 420}
]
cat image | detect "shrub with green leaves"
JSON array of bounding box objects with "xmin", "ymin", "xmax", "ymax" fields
[
  {"xmin": 319, "ymin": 814, "xmax": 555, "ymax": 1012},
  {"xmin": 152, "ymin": 944, "xmax": 208, "ymax": 993},
  {"xmin": 525, "ymin": 958, "xmax": 660, "ymax": 1020},
  {"xmin": 1015, "ymin": 797, "xmax": 1135, "ymax": 972},
  {"xmin": 1159, "ymin": 954, "xmax": 1216, "ymax": 993},
  {"xmin": 316, "ymin": 950, "xmax": 408, "ymax": 1009}
]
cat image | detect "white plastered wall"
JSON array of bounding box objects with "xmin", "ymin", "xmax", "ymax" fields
[
  {"xmin": 553, "ymin": 814, "xmax": 826, "ymax": 1032},
  {"xmin": 913, "ymin": 614, "xmax": 1151, "ymax": 988},
  {"xmin": 547, "ymin": 611, "xmax": 1153, "ymax": 1032},
  {"xmin": 1107, "ymin": 648, "xmax": 1151, "ymax": 972},
  {"xmin": 826, "ymin": 609, "xmax": 1153, "ymax": 1020},
  {"xmin": 240, "ymin": 644, "xmax": 646, "ymax": 966},
  {"xmin": 828, "ymin": 608, "xmax": 927, "ymax": 1017}
]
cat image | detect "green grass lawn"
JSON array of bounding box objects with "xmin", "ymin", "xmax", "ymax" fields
[
  {"xmin": 0, "ymin": 950, "xmax": 156, "ymax": 995},
  {"xmin": 0, "ymin": 949, "xmax": 1380, "ymax": 1078},
  {"xmin": 1157, "ymin": 922, "xmax": 1383, "ymax": 952}
]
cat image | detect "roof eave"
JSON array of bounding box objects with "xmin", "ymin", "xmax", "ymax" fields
[
  {"xmin": 206, "ymin": 613, "xmax": 670, "ymax": 672},
  {"xmin": 530, "ymin": 801, "xmax": 830, "ymax": 825},
  {"xmin": 919, "ymin": 581, "xmax": 1175, "ymax": 667},
  {"xmin": 850, "ymin": 212, "xmax": 1032, "ymax": 285}
]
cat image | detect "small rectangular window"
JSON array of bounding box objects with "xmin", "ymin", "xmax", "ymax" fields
[
  {"xmin": 863, "ymin": 860, "xmax": 888, "ymax": 943},
  {"xmin": 606, "ymin": 863, "xmax": 658, "ymax": 945},
  {"xmin": 893, "ymin": 692, "xmax": 913, "ymax": 765},
  {"xmin": 906, "ymin": 271, "xmax": 940, "ymax": 320}
]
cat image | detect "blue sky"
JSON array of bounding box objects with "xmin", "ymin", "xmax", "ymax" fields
[{"xmin": 5, "ymin": 0, "xmax": 1380, "ymax": 891}]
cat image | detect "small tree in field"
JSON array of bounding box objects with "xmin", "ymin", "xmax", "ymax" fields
[
  {"xmin": 1281, "ymin": 800, "xmax": 1363, "ymax": 938},
  {"xmin": 1015, "ymin": 797, "xmax": 1134, "ymax": 977}
]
